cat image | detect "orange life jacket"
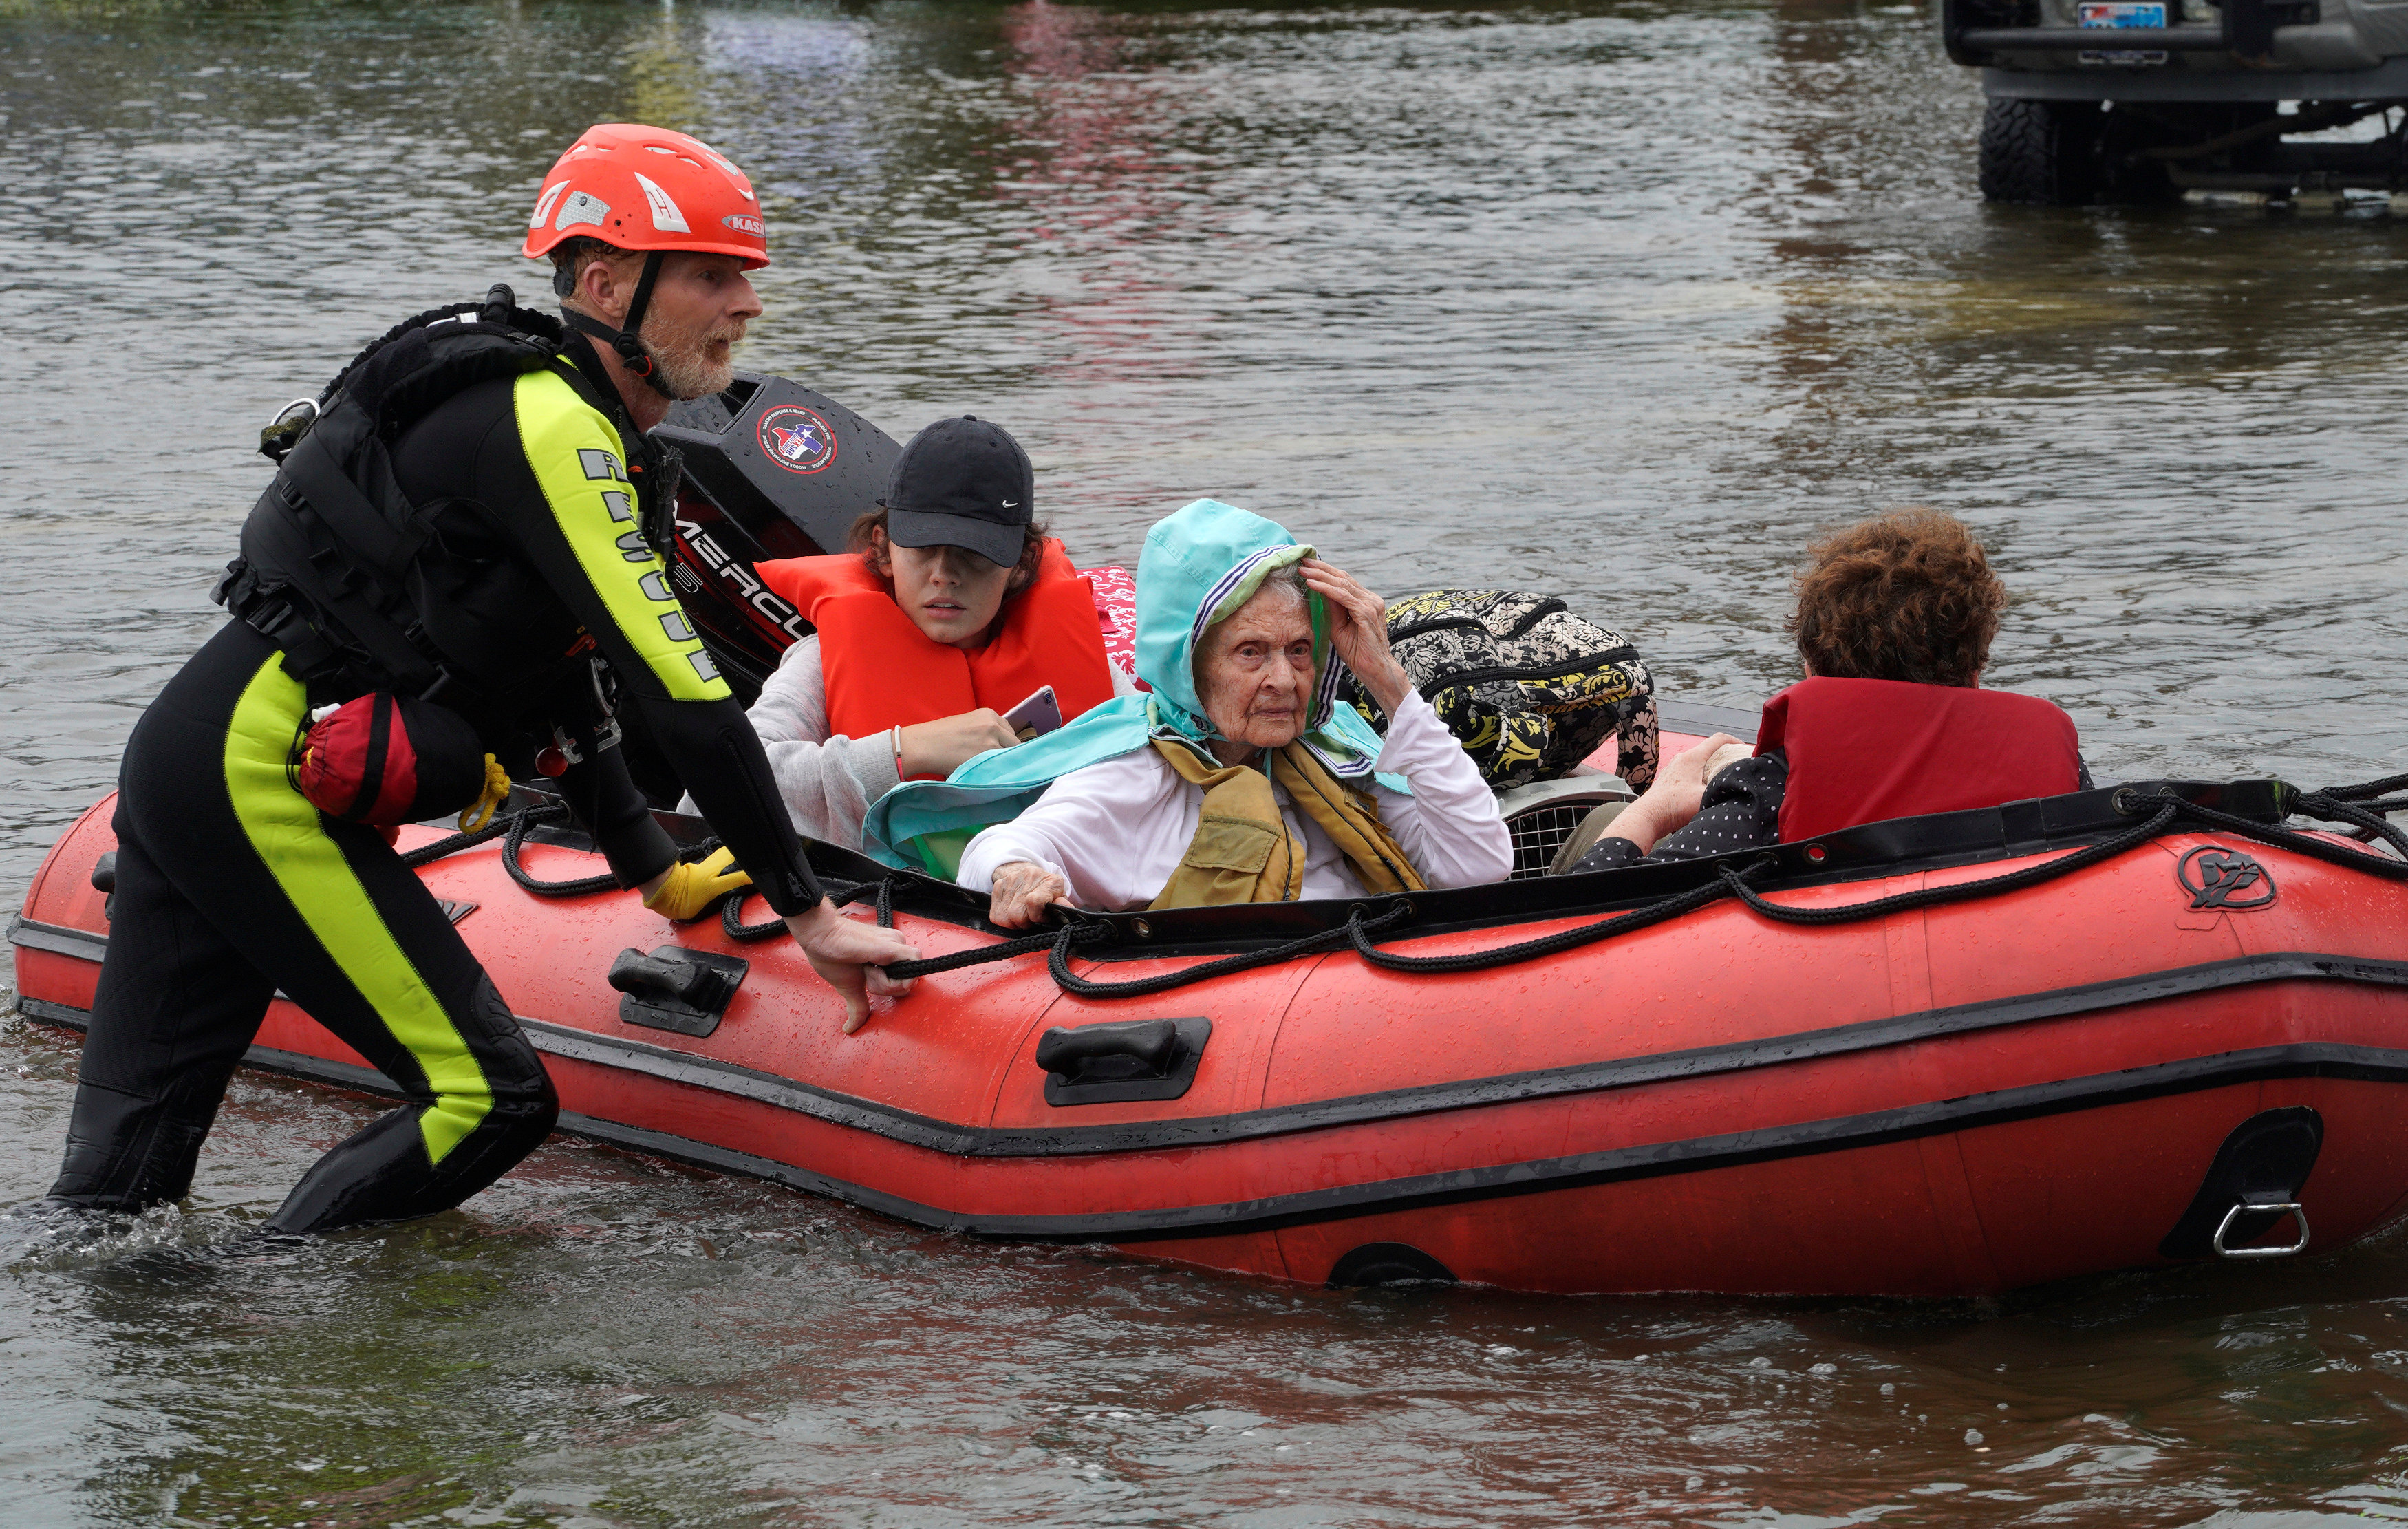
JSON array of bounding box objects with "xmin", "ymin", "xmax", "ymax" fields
[{"xmin": 755, "ymin": 540, "xmax": 1115, "ymax": 776}]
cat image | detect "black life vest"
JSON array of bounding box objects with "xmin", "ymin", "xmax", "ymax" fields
[{"xmin": 215, "ymin": 292, "xmax": 679, "ymax": 723}]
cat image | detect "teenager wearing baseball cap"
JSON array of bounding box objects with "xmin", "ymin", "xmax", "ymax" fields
[{"xmin": 723, "ymin": 416, "xmax": 1134, "ymax": 855}]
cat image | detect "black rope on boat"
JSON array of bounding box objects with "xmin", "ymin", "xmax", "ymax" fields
[
  {"xmin": 2312, "ymin": 771, "xmax": 2408, "ymax": 804},
  {"xmin": 1717, "ymin": 800, "xmax": 2182, "ymax": 930},
  {"xmin": 888, "ymin": 923, "xmax": 1086, "ymax": 979},
  {"xmin": 724, "ymin": 890, "xmax": 1401, "ymax": 993},
  {"xmin": 1313, "ymin": 785, "xmax": 2408, "ymax": 979},
  {"xmin": 402, "ymin": 798, "xmax": 620, "ymax": 897},
  {"xmin": 1340, "ymin": 862, "xmax": 1770, "ymax": 976},
  {"xmin": 722, "ymin": 890, "xmax": 784, "ymax": 943},
  {"xmin": 887, "ymin": 782, "xmax": 2400, "ymax": 994},
  {"xmin": 2290, "ymin": 771, "xmax": 2408, "ymax": 852},
  {"xmin": 2178, "ymin": 791, "xmax": 2408, "ymax": 875},
  {"xmin": 2293, "ymin": 793, "xmax": 2408, "ymax": 855},
  {"xmin": 1040, "ymin": 904, "xmax": 1417, "ymax": 1000},
  {"xmin": 721, "ymin": 874, "xmax": 1104, "ymax": 979},
  {"xmin": 391, "ymin": 798, "xmax": 971, "ymax": 930},
  {"xmin": 396, "ymin": 802, "xmax": 535, "ymax": 869},
  {"xmin": 2321, "ymin": 793, "xmax": 2408, "ymax": 841},
  {"xmin": 392, "ymin": 775, "xmax": 2408, "ymax": 998},
  {"xmin": 502, "ymin": 802, "xmax": 622, "ymax": 897},
  {"xmin": 720, "ymin": 875, "xmax": 906, "ymax": 945},
  {"xmin": 1333, "ymin": 803, "xmax": 2167, "ymax": 977}
]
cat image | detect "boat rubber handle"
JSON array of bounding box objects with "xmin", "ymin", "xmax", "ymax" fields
[
  {"xmin": 1035, "ymin": 1018, "xmax": 1179, "ymax": 1080},
  {"xmin": 608, "ymin": 949, "xmax": 737, "ymax": 1012}
]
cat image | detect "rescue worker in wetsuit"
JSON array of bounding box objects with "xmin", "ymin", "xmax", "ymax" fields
[{"xmin": 36, "ymin": 124, "xmax": 918, "ymax": 1237}]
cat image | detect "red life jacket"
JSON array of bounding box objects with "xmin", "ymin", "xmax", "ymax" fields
[
  {"xmin": 755, "ymin": 539, "xmax": 1115, "ymax": 776},
  {"xmin": 1755, "ymin": 676, "xmax": 2082, "ymax": 842}
]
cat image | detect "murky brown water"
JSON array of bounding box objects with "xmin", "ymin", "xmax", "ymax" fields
[{"xmin": 7, "ymin": 1, "xmax": 2408, "ymax": 1523}]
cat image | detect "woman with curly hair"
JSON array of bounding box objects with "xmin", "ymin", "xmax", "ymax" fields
[{"xmin": 1563, "ymin": 509, "xmax": 2089, "ymax": 872}]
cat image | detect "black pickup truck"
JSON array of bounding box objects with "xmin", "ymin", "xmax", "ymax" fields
[{"xmin": 1947, "ymin": 0, "xmax": 2408, "ymax": 201}]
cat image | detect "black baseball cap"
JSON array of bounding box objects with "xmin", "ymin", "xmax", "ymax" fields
[{"xmin": 883, "ymin": 415, "xmax": 1035, "ymax": 567}]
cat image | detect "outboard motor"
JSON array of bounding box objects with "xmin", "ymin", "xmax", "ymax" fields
[{"xmin": 654, "ymin": 372, "xmax": 901, "ymax": 702}]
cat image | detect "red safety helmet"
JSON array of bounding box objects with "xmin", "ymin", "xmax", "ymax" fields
[
  {"xmin": 522, "ymin": 123, "xmax": 768, "ymax": 268},
  {"xmin": 523, "ymin": 124, "xmax": 768, "ymax": 396}
]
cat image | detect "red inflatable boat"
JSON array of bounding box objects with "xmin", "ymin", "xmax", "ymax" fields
[{"xmin": 13, "ymin": 705, "xmax": 2408, "ymax": 1296}]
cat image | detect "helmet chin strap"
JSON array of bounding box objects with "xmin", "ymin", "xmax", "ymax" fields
[{"xmin": 557, "ymin": 250, "xmax": 679, "ymax": 400}]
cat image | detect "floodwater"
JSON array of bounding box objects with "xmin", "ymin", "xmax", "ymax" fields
[{"xmin": 5, "ymin": 0, "xmax": 2408, "ymax": 1523}]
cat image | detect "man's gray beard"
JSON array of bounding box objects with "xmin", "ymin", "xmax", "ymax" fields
[{"xmin": 645, "ymin": 319, "xmax": 739, "ymax": 400}]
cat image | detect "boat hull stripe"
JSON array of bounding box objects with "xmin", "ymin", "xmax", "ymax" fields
[
  {"xmin": 14, "ymin": 913, "xmax": 2408, "ymax": 1156},
  {"xmin": 13, "ymin": 994, "xmax": 2407, "ymax": 1241}
]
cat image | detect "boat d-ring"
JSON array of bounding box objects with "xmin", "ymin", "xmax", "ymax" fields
[{"xmin": 2213, "ymin": 1200, "xmax": 2310, "ymax": 1259}]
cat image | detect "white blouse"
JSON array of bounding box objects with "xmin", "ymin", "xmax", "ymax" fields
[
  {"xmin": 956, "ymin": 689, "xmax": 1513, "ymax": 909},
  {"xmin": 687, "ymin": 634, "xmax": 1143, "ymax": 851}
]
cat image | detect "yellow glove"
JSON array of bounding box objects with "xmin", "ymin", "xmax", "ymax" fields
[{"xmin": 641, "ymin": 846, "xmax": 753, "ymax": 922}]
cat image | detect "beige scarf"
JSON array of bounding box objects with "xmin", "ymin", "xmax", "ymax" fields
[{"xmin": 1148, "ymin": 740, "xmax": 1427, "ymax": 908}]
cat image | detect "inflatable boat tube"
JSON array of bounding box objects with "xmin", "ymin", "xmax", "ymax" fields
[{"xmin": 14, "ymin": 703, "xmax": 2408, "ymax": 1296}]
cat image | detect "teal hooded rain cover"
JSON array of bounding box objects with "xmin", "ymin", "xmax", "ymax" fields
[{"xmin": 859, "ymin": 498, "xmax": 1405, "ymax": 877}]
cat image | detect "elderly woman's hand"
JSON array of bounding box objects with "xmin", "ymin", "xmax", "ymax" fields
[
  {"xmin": 1300, "ymin": 559, "xmax": 1410, "ymax": 714},
  {"xmin": 1605, "ymin": 732, "xmax": 1742, "ymax": 855},
  {"xmin": 988, "ymin": 860, "xmax": 1075, "ymax": 930}
]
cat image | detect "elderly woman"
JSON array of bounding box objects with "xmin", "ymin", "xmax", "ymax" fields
[
  {"xmin": 860, "ymin": 499, "xmax": 1512, "ymax": 919},
  {"xmin": 1565, "ymin": 509, "xmax": 2089, "ymax": 870}
]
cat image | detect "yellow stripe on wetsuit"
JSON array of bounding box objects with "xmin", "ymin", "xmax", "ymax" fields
[
  {"xmin": 223, "ymin": 654, "xmax": 493, "ymax": 1163},
  {"xmin": 513, "ymin": 367, "xmax": 729, "ymax": 703}
]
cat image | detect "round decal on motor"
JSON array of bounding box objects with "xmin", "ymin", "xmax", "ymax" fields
[{"xmin": 756, "ymin": 405, "xmax": 838, "ymax": 475}]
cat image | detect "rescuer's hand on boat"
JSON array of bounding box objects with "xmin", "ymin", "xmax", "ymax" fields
[
  {"xmin": 785, "ymin": 900, "xmax": 921, "ymax": 1034},
  {"xmin": 1604, "ymin": 731, "xmax": 1741, "ymax": 855},
  {"xmin": 1300, "ymin": 558, "xmax": 1410, "ymax": 713},
  {"xmin": 987, "ymin": 860, "xmax": 1074, "ymax": 930}
]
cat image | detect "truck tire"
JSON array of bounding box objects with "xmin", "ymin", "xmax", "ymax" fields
[{"xmin": 1979, "ymin": 98, "xmax": 2100, "ymax": 205}]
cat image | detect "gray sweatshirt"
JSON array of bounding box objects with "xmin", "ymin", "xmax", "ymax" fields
[
  {"xmin": 682, "ymin": 633, "xmax": 1141, "ymax": 850},
  {"xmin": 677, "ymin": 637, "xmax": 896, "ymax": 851}
]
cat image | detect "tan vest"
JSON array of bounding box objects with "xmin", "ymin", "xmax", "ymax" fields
[{"xmin": 1148, "ymin": 740, "xmax": 1428, "ymax": 909}]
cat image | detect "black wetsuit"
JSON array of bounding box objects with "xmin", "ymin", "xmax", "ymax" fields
[{"xmin": 50, "ymin": 333, "xmax": 821, "ymax": 1234}]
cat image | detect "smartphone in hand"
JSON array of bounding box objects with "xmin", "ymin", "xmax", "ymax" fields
[{"xmin": 1002, "ymin": 685, "xmax": 1064, "ymax": 739}]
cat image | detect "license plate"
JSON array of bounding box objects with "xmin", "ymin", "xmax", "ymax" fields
[{"xmin": 2078, "ymin": 2, "xmax": 2167, "ymax": 25}]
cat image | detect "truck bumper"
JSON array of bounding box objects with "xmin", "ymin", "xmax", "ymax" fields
[{"xmin": 1982, "ymin": 54, "xmax": 2408, "ymax": 98}]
